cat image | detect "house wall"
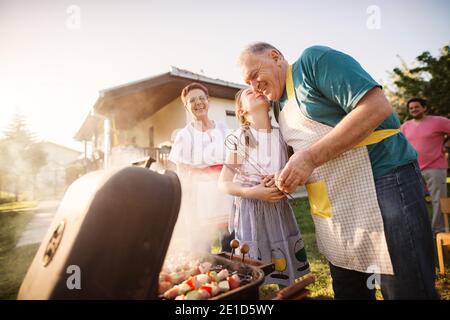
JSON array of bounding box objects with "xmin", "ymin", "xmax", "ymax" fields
[
  {"xmin": 91, "ymin": 93, "xmax": 278, "ymax": 169},
  {"xmin": 130, "ymin": 96, "xmax": 237, "ymax": 148},
  {"xmin": 132, "ymin": 97, "xmax": 187, "ymax": 148},
  {"xmin": 114, "ymin": 95, "xmax": 277, "ymax": 148},
  {"xmin": 91, "ymin": 97, "xmax": 276, "ymax": 150},
  {"xmin": 202, "ymin": 97, "xmax": 237, "ymax": 131}
]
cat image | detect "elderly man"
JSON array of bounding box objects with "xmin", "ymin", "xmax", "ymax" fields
[{"xmin": 239, "ymin": 43, "xmax": 437, "ymax": 300}]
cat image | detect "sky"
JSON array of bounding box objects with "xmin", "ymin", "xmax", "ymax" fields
[{"xmin": 1, "ymin": 0, "xmax": 449, "ymax": 151}]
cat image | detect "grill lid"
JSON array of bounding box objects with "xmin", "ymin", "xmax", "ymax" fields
[{"xmin": 18, "ymin": 166, "xmax": 181, "ymax": 299}]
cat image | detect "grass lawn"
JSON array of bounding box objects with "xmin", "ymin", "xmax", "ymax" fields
[
  {"xmin": 0, "ymin": 210, "xmax": 40, "ymax": 300},
  {"xmin": 290, "ymin": 198, "xmax": 334, "ymax": 298},
  {"xmin": 290, "ymin": 198, "xmax": 450, "ymax": 300},
  {"xmin": 0, "ymin": 201, "xmax": 38, "ymax": 212},
  {"xmin": 0, "ymin": 198, "xmax": 448, "ymax": 300}
]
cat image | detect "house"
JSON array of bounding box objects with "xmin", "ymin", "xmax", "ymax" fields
[
  {"xmin": 35, "ymin": 141, "xmax": 81, "ymax": 199},
  {"xmin": 74, "ymin": 67, "xmax": 262, "ymax": 170}
]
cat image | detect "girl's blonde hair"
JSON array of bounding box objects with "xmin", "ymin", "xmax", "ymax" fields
[
  {"xmin": 234, "ymin": 88, "xmax": 257, "ymax": 148},
  {"xmin": 235, "ymin": 88, "xmax": 251, "ymax": 128}
]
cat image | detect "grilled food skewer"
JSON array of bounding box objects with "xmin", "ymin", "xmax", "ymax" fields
[
  {"xmin": 240, "ymin": 243, "xmax": 250, "ymax": 263},
  {"xmin": 230, "ymin": 239, "xmax": 239, "ymax": 260}
]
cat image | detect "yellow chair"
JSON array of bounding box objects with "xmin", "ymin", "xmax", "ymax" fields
[{"xmin": 437, "ymin": 198, "xmax": 450, "ymax": 274}]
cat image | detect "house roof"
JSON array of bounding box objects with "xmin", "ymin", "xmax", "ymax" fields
[
  {"xmin": 37, "ymin": 141, "xmax": 81, "ymax": 154},
  {"xmin": 74, "ymin": 67, "xmax": 245, "ymax": 141}
]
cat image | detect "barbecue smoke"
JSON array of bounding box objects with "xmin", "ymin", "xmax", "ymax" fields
[{"xmin": 165, "ymin": 171, "xmax": 232, "ymax": 258}]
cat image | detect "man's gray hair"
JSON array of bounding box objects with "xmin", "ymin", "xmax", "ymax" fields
[{"xmin": 238, "ymin": 42, "xmax": 284, "ymax": 64}]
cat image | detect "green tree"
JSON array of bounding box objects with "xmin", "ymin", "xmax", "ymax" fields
[
  {"xmin": 387, "ymin": 45, "xmax": 450, "ymax": 122},
  {"xmin": 1, "ymin": 113, "xmax": 47, "ymax": 201},
  {"xmin": 3, "ymin": 113, "xmax": 36, "ymax": 145},
  {"xmin": 0, "ymin": 141, "xmax": 14, "ymax": 202}
]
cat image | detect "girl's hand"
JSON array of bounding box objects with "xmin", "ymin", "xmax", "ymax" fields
[
  {"xmin": 245, "ymin": 183, "xmax": 286, "ymax": 203},
  {"xmin": 262, "ymin": 175, "xmax": 276, "ymax": 187}
]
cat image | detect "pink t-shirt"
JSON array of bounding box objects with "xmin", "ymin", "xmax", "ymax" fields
[{"xmin": 401, "ymin": 116, "xmax": 450, "ymax": 170}]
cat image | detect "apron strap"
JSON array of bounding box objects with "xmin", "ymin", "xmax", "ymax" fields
[
  {"xmin": 354, "ymin": 129, "xmax": 400, "ymax": 148},
  {"xmin": 286, "ymin": 64, "xmax": 295, "ymax": 101},
  {"xmin": 286, "ymin": 64, "xmax": 400, "ymax": 148}
]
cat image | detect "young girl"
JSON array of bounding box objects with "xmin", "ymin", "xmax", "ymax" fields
[{"xmin": 218, "ymin": 88, "xmax": 310, "ymax": 287}]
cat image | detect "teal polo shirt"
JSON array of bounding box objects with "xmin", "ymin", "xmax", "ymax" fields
[{"xmin": 276, "ymin": 45, "xmax": 417, "ymax": 178}]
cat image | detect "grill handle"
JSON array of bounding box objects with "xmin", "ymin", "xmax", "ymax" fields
[{"xmin": 274, "ymin": 275, "xmax": 315, "ymax": 300}]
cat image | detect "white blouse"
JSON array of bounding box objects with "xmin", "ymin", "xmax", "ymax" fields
[
  {"xmin": 247, "ymin": 126, "xmax": 283, "ymax": 174},
  {"xmin": 227, "ymin": 127, "xmax": 284, "ymax": 178},
  {"xmin": 168, "ymin": 120, "xmax": 229, "ymax": 168}
]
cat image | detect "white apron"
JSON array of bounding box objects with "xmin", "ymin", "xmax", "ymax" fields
[
  {"xmin": 189, "ymin": 167, "xmax": 232, "ymax": 228},
  {"xmin": 278, "ymin": 65, "xmax": 398, "ymax": 275}
]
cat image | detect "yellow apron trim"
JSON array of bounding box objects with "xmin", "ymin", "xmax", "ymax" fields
[
  {"xmin": 305, "ymin": 181, "xmax": 332, "ymax": 219},
  {"xmin": 286, "ymin": 64, "xmax": 295, "ymax": 101},
  {"xmin": 286, "ymin": 64, "xmax": 400, "ymax": 148},
  {"xmin": 354, "ymin": 129, "xmax": 400, "ymax": 148}
]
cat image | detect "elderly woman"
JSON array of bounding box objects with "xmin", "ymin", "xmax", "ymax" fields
[{"xmin": 168, "ymin": 82, "xmax": 233, "ymax": 253}]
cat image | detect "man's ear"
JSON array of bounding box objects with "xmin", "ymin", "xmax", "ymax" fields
[{"xmin": 270, "ymin": 49, "xmax": 282, "ymax": 63}]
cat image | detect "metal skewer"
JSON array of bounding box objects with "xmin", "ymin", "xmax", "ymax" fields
[{"xmin": 224, "ymin": 133, "xmax": 296, "ymax": 202}]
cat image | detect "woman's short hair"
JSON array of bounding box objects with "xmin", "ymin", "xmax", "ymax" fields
[{"xmin": 181, "ymin": 82, "xmax": 209, "ymax": 105}]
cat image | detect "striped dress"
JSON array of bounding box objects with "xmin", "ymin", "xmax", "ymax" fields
[{"xmin": 229, "ymin": 127, "xmax": 310, "ymax": 287}]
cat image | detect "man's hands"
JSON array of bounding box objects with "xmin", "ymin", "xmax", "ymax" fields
[
  {"xmin": 274, "ymin": 149, "xmax": 316, "ymax": 193},
  {"xmin": 258, "ymin": 150, "xmax": 315, "ymax": 197}
]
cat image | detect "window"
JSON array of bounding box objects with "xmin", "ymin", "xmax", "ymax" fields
[{"xmin": 148, "ymin": 127, "xmax": 154, "ymax": 148}]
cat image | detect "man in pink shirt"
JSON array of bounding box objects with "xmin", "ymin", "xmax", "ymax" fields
[{"xmin": 401, "ymin": 98, "xmax": 450, "ymax": 234}]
